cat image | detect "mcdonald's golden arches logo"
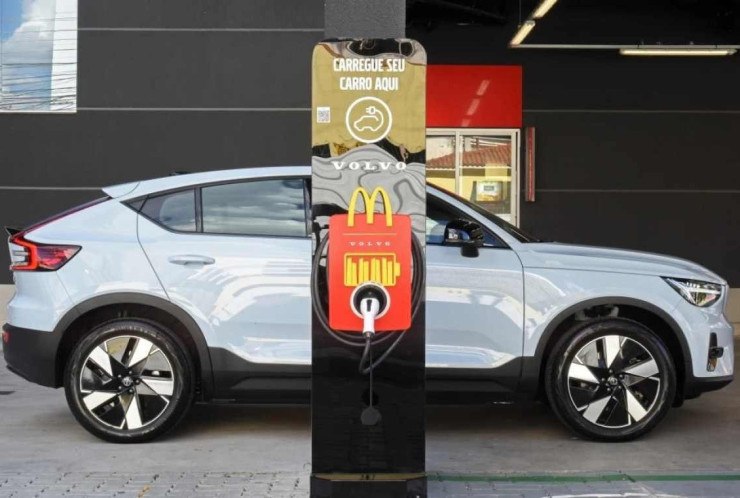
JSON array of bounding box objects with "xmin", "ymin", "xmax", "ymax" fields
[{"xmin": 347, "ymin": 186, "xmax": 393, "ymax": 227}]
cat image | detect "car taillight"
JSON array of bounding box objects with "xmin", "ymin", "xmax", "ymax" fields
[
  {"xmin": 9, "ymin": 233, "xmax": 80, "ymax": 271},
  {"xmin": 6, "ymin": 196, "xmax": 106, "ymax": 272}
]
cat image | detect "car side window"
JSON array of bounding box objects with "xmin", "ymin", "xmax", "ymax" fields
[
  {"xmin": 140, "ymin": 189, "xmax": 197, "ymax": 232},
  {"xmin": 426, "ymin": 196, "xmax": 505, "ymax": 247},
  {"xmin": 201, "ymin": 179, "xmax": 307, "ymax": 237}
]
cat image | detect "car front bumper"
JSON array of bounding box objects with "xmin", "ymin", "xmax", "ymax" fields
[
  {"xmin": 671, "ymin": 295, "xmax": 734, "ymax": 398},
  {"xmin": 683, "ymin": 372, "xmax": 734, "ymax": 399},
  {"xmin": 2, "ymin": 323, "xmax": 60, "ymax": 388},
  {"xmin": 672, "ymin": 297, "xmax": 734, "ymax": 374}
]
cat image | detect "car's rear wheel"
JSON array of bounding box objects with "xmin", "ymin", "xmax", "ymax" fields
[
  {"xmin": 64, "ymin": 319, "xmax": 194, "ymax": 443},
  {"xmin": 545, "ymin": 318, "xmax": 676, "ymax": 441}
]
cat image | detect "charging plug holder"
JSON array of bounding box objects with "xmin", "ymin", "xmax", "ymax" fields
[
  {"xmin": 326, "ymin": 187, "xmax": 413, "ymax": 333},
  {"xmin": 351, "ymin": 282, "xmax": 389, "ymax": 316}
]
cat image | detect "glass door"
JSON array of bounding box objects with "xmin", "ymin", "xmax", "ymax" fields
[
  {"xmin": 427, "ymin": 134, "xmax": 456, "ymax": 194},
  {"xmin": 427, "ymin": 129, "xmax": 520, "ymax": 225}
]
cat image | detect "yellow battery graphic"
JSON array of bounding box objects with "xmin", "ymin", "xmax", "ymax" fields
[{"xmin": 344, "ymin": 253, "xmax": 401, "ymax": 287}]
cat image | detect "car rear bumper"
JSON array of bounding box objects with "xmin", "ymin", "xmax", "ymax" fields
[{"xmin": 2, "ymin": 323, "xmax": 60, "ymax": 388}]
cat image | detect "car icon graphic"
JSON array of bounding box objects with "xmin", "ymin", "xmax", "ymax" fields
[{"xmin": 353, "ymin": 106, "xmax": 385, "ymax": 132}]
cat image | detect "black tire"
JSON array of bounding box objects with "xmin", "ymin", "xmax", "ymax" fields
[
  {"xmin": 64, "ymin": 319, "xmax": 194, "ymax": 443},
  {"xmin": 545, "ymin": 318, "xmax": 676, "ymax": 442}
]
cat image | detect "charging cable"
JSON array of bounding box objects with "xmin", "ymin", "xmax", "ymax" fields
[
  {"xmin": 311, "ymin": 231, "xmax": 424, "ymax": 372},
  {"xmin": 311, "ymin": 223, "xmax": 425, "ymax": 424}
]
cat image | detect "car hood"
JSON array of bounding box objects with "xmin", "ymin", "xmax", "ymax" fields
[{"xmin": 516, "ymin": 243, "xmax": 725, "ymax": 284}]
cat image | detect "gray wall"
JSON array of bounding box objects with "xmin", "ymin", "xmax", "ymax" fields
[{"xmin": 1, "ymin": 0, "xmax": 738, "ymax": 287}]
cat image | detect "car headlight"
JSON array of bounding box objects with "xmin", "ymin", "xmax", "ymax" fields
[{"xmin": 663, "ymin": 277, "xmax": 722, "ymax": 307}]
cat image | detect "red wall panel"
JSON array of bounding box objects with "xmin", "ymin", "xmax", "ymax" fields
[{"xmin": 427, "ymin": 65, "xmax": 522, "ymax": 128}]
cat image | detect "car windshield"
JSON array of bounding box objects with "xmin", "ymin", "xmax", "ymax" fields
[{"xmin": 430, "ymin": 184, "xmax": 541, "ymax": 243}]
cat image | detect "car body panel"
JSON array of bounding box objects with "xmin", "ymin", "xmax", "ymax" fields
[
  {"xmin": 516, "ymin": 243, "xmax": 725, "ymax": 284},
  {"xmin": 426, "ymin": 245, "xmax": 523, "ymax": 369},
  {"xmin": 138, "ymin": 216, "xmax": 314, "ymax": 366},
  {"xmin": 4, "ymin": 166, "xmax": 734, "ymax": 401},
  {"xmin": 7, "ymin": 272, "xmax": 73, "ymax": 332},
  {"xmin": 8, "ymin": 200, "xmax": 167, "ymax": 333},
  {"xmin": 521, "ymin": 268, "xmax": 685, "ymax": 358},
  {"xmin": 102, "ymin": 181, "xmax": 140, "ymax": 198}
]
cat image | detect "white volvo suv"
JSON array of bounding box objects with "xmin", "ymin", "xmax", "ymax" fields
[{"xmin": 2, "ymin": 166, "xmax": 734, "ymax": 443}]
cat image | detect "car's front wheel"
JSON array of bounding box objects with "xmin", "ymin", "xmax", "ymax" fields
[
  {"xmin": 64, "ymin": 319, "xmax": 194, "ymax": 443},
  {"xmin": 545, "ymin": 318, "xmax": 676, "ymax": 441}
]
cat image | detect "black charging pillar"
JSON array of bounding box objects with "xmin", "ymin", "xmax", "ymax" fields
[
  {"xmin": 325, "ymin": 0, "xmax": 406, "ymax": 39},
  {"xmin": 310, "ymin": 3, "xmax": 426, "ymax": 497}
]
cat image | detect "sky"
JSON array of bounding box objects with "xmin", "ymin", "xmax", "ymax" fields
[
  {"xmin": 0, "ymin": 0, "xmax": 77, "ymax": 111},
  {"xmin": 0, "ymin": 0, "xmax": 24, "ymax": 42}
]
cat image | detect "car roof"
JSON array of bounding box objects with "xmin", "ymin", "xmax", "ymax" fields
[{"xmin": 103, "ymin": 166, "xmax": 311, "ymax": 199}]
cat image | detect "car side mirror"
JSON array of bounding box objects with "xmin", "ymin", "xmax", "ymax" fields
[{"xmin": 443, "ymin": 219, "xmax": 485, "ymax": 258}]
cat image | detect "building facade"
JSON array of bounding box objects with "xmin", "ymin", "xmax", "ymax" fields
[{"xmin": 0, "ymin": 0, "xmax": 737, "ymax": 318}]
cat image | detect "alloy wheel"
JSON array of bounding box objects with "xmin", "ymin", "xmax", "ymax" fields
[
  {"xmin": 79, "ymin": 335, "xmax": 176, "ymax": 430},
  {"xmin": 567, "ymin": 334, "xmax": 661, "ymax": 429}
]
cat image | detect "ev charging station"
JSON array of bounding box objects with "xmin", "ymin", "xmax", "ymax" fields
[{"xmin": 310, "ymin": 38, "xmax": 427, "ymax": 497}]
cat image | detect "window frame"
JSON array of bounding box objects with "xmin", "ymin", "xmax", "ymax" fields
[
  {"xmin": 427, "ymin": 128, "xmax": 521, "ymax": 227},
  {"xmin": 128, "ymin": 176, "xmax": 311, "ymax": 240}
]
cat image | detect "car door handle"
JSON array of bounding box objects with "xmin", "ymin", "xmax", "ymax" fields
[{"xmin": 167, "ymin": 255, "xmax": 215, "ymax": 266}]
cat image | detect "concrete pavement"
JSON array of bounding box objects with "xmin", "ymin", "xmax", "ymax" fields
[{"xmin": 2, "ymin": 471, "xmax": 740, "ymax": 497}]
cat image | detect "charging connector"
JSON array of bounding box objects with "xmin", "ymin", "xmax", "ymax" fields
[
  {"xmin": 359, "ymin": 297, "xmax": 381, "ymax": 338},
  {"xmin": 350, "ymin": 282, "xmax": 390, "ymax": 339}
]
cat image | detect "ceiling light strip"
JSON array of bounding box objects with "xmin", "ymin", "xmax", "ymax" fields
[
  {"xmin": 510, "ymin": 20, "xmax": 536, "ymax": 46},
  {"xmin": 532, "ymin": 0, "xmax": 559, "ymax": 19},
  {"xmin": 620, "ymin": 47, "xmax": 736, "ymax": 57},
  {"xmin": 510, "ymin": 44, "xmax": 738, "ymax": 56}
]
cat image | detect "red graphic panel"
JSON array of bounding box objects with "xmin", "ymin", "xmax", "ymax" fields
[
  {"xmin": 427, "ymin": 65, "xmax": 522, "ymax": 128},
  {"xmin": 327, "ymin": 190, "xmax": 412, "ymax": 333}
]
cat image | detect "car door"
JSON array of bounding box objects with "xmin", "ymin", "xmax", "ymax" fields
[
  {"xmin": 137, "ymin": 177, "xmax": 312, "ymax": 368},
  {"xmin": 425, "ymin": 194, "xmax": 524, "ymax": 373}
]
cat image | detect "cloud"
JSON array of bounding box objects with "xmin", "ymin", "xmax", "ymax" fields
[
  {"xmin": 1, "ymin": 0, "xmax": 77, "ymax": 110},
  {"xmin": 2, "ymin": 0, "xmax": 57, "ymax": 64}
]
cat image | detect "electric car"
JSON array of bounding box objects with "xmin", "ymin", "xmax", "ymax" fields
[{"xmin": 2, "ymin": 166, "xmax": 733, "ymax": 443}]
